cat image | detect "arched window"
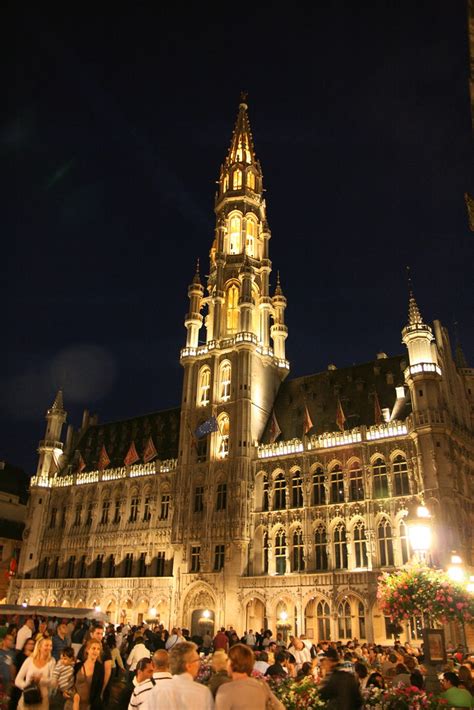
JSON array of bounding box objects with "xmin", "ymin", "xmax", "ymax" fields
[
  {"xmin": 349, "ymin": 462, "xmax": 364, "ymax": 501},
  {"xmin": 233, "ymin": 169, "xmax": 242, "ymax": 189},
  {"xmin": 292, "ymin": 529, "xmax": 304, "ymax": 572},
  {"xmin": 312, "ymin": 467, "xmax": 326, "ymax": 505},
  {"xmin": 217, "ymin": 414, "xmax": 230, "ymax": 458},
  {"xmin": 317, "ymin": 601, "xmax": 331, "ymax": 641},
  {"xmin": 219, "ymin": 362, "xmax": 231, "ymax": 402},
  {"xmin": 246, "ymin": 218, "xmax": 257, "ymax": 257},
  {"xmin": 246, "ymin": 171, "xmax": 255, "ymax": 190},
  {"xmin": 315, "ymin": 525, "xmax": 328, "ymax": 571},
  {"xmin": 358, "ymin": 601, "xmax": 366, "ymax": 638},
  {"xmin": 291, "ymin": 470, "xmax": 303, "ymax": 508},
  {"xmin": 330, "ymin": 465, "xmax": 344, "ymax": 503},
  {"xmin": 393, "ymin": 455, "xmax": 410, "ymax": 496},
  {"xmin": 353, "ymin": 522, "xmax": 368, "ymax": 568},
  {"xmin": 275, "ymin": 530, "xmax": 287, "ymax": 575},
  {"xmin": 229, "ymin": 215, "xmax": 241, "ymax": 254},
  {"xmin": 399, "ymin": 520, "xmax": 410, "ymax": 564},
  {"xmin": 373, "ymin": 457, "xmax": 389, "ymax": 498},
  {"xmin": 226, "ymin": 284, "xmax": 240, "ymax": 333},
  {"xmin": 334, "ymin": 523, "xmax": 348, "ymax": 569},
  {"xmin": 222, "ymin": 175, "xmax": 229, "ymax": 193},
  {"xmin": 378, "ymin": 519, "xmax": 394, "ymax": 566},
  {"xmin": 263, "ymin": 532, "xmax": 269, "ymax": 573},
  {"xmin": 198, "ymin": 367, "xmax": 211, "ymax": 406},
  {"xmin": 262, "ymin": 474, "xmax": 269, "ymax": 512},
  {"xmin": 273, "ymin": 474, "xmax": 286, "ymax": 510},
  {"xmin": 338, "ymin": 600, "xmax": 352, "ymax": 639}
]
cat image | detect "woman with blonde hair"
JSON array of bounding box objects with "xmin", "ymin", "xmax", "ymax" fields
[
  {"xmin": 15, "ymin": 637, "xmax": 56, "ymax": 709},
  {"xmin": 215, "ymin": 643, "xmax": 284, "ymax": 709},
  {"xmin": 208, "ymin": 650, "xmax": 231, "ymax": 698}
]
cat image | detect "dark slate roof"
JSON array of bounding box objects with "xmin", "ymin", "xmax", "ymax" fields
[
  {"xmin": 0, "ymin": 463, "xmax": 29, "ymax": 504},
  {"xmin": 0, "ymin": 519, "xmax": 25, "ymax": 541},
  {"xmin": 264, "ymin": 354, "xmax": 409, "ymax": 442},
  {"xmin": 67, "ymin": 407, "xmax": 181, "ymax": 473}
]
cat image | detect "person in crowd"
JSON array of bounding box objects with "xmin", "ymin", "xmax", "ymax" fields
[
  {"xmin": 366, "ymin": 671, "xmax": 385, "ymax": 689},
  {"xmin": 127, "ymin": 636, "xmax": 150, "ymax": 677},
  {"xmin": 142, "ymin": 641, "xmax": 213, "ymax": 709},
  {"xmin": 208, "ymin": 651, "xmax": 231, "ymax": 699},
  {"xmin": 354, "ymin": 661, "xmax": 369, "ymax": 689},
  {"xmin": 439, "ymin": 671, "xmax": 474, "ymax": 708},
  {"xmin": 289, "ymin": 638, "xmax": 311, "ymax": 672},
  {"xmin": 275, "ymin": 632, "xmax": 286, "ymax": 649},
  {"xmin": 149, "ymin": 650, "xmax": 172, "ymax": 682},
  {"xmin": 52, "ymin": 625, "xmax": 69, "ymax": 663},
  {"xmin": 15, "ymin": 620, "xmax": 34, "ymax": 651},
  {"xmin": 410, "ymin": 670, "xmax": 424, "ymax": 690},
  {"xmin": 391, "ymin": 662, "xmax": 411, "ymax": 688},
  {"xmin": 253, "ymin": 651, "xmax": 269, "ymax": 675},
  {"xmin": 10, "ymin": 637, "xmax": 36, "ymax": 709},
  {"xmin": 0, "ymin": 634, "xmax": 15, "ymax": 695},
  {"xmin": 72, "ymin": 639, "xmax": 104, "ymax": 710},
  {"xmin": 106, "ymin": 635, "xmax": 125, "ymax": 677},
  {"xmin": 202, "ymin": 631, "xmax": 212, "ymax": 656},
  {"xmin": 459, "ymin": 665, "xmax": 474, "ymax": 694},
  {"xmin": 243, "ymin": 630, "xmax": 256, "ymax": 648},
  {"xmin": 296, "ymin": 662, "xmax": 313, "ymax": 682},
  {"xmin": 164, "ymin": 629, "xmax": 181, "ymax": 652},
  {"xmin": 213, "ymin": 629, "xmax": 229, "ymax": 653},
  {"xmin": 70, "ymin": 624, "xmax": 87, "ymax": 659},
  {"xmin": 266, "ymin": 641, "xmax": 277, "ymax": 665},
  {"xmin": 215, "ymin": 643, "xmax": 284, "ymax": 710},
  {"xmin": 51, "ymin": 647, "xmax": 75, "ymax": 709},
  {"xmin": 265, "ymin": 650, "xmax": 288, "ymax": 678},
  {"xmin": 319, "ymin": 646, "xmax": 363, "ymax": 710},
  {"xmin": 15, "ymin": 637, "xmax": 56, "ymax": 709},
  {"xmin": 127, "ymin": 657, "xmax": 154, "ymax": 710},
  {"xmin": 34, "ymin": 622, "xmax": 50, "ymax": 644},
  {"xmin": 76, "ymin": 625, "xmax": 112, "ymax": 700}
]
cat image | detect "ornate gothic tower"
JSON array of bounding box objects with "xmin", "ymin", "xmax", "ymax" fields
[{"xmin": 172, "ymin": 98, "xmax": 289, "ymax": 626}]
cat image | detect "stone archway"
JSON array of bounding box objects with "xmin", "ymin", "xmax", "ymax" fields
[
  {"xmin": 245, "ymin": 598, "xmax": 266, "ymax": 633},
  {"xmin": 182, "ymin": 584, "xmax": 216, "ymax": 635}
]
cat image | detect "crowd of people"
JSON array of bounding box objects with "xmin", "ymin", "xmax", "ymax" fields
[{"xmin": 0, "ymin": 615, "xmax": 472, "ymax": 709}]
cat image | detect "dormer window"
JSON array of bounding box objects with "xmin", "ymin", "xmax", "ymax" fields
[
  {"xmin": 229, "ymin": 215, "xmax": 241, "ymax": 254},
  {"xmin": 233, "ymin": 169, "xmax": 242, "ymax": 189},
  {"xmin": 198, "ymin": 367, "xmax": 211, "ymax": 406},
  {"xmin": 246, "ymin": 171, "xmax": 255, "ymax": 190},
  {"xmin": 226, "ymin": 285, "xmax": 239, "ymax": 334},
  {"xmin": 219, "ymin": 362, "xmax": 231, "ymax": 402},
  {"xmin": 246, "ymin": 218, "xmax": 257, "ymax": 257},
  {"xmin": 222, "ymin": 175, "xmax": 229, "ymax": 193}
]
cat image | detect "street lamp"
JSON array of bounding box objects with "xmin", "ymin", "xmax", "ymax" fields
[
  {"xmin": 447, "ymin": 553, "xmax": 466, "ymax": 584},
  {"xmin": 407, "ymin": 504, "xmax": 432, "ymax": 563}
]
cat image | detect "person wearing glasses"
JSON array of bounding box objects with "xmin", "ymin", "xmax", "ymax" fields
[{"xmin": 142, "ymin": 642, "xmax": 214, "ymax": 709}]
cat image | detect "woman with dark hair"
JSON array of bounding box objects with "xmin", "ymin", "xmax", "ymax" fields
[
  {"xmin": 71, "ymin": 640, "xmax": 104, "ymax": 710},
  {"xmin": 215, "ymin": 643, "xmax": 284, "ymax": 709},
  {"xmin": 10, "ymin": 638, "xmax": 36, "ymax": 709},
  {"xmin": 367, "ymin": 671, "xmax": 385, "ymax": 689},
  {"xmin": 105, "ymin": 636, "xmax": 125, "ymax": 678}
]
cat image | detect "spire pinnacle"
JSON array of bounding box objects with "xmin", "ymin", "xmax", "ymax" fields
[
  {"xmin": 274, "ymin": 271, "xmax": 284, "ymax": 296},
  {"xmin": 192, "ymin": 258, "xmax": 202, "ymax": 285},
  {"xmin": 51, "ymin": 389, "xmax": 64, "ymax": 412},
  {"xmin": 227, "ymin": 95, "xmax": 256, "ymax": 166},
  {"xmin": 406, "ymin": 266, "xmax": 423, "ymax": 325}
]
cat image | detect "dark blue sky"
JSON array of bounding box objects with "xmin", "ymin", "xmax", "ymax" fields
[{"xmin": 3, "ymin": 3, "xmax": 473, "ymax": 474}]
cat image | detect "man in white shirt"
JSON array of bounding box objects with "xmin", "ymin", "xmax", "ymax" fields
[
  {"xmin": 127, "ymin": 636, "xmax": 151, "ymax": 672},
  {"xmin": 142, "ymin": 641, "xmax": 214, "ymax": 709},
  {"xmin": 128, "ymin": 657, "xmax": 154, "ymax": 709},
  {"xmin": 15, "ymin": 619, "xmax": 34, "ymax": 650},
  {"xmin": 244, "ymin": 630, "xmax": 256, "ymax": 648},
  {"xmin": 253, "ymin": 650, "xmax": 270, "ymax": 674},
  {"xmin": 150, "ymin": 650, "xmax": 172, "ymax": 681}
]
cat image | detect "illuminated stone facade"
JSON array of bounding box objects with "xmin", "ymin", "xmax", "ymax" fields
[{"xmin": 10, "ymin": 102, "xmax": 474, "ymax": 646}]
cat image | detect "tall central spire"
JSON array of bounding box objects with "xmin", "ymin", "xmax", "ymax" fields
[{"xmin": 226, "ymin": 93, "xmax": 257, "ymax": 166}]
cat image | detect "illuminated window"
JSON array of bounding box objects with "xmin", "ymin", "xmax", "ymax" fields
[
  {"xmin": 338, "ymin": 600, "xmax": 352, "ymax": 639},
  {"xmin": 334, "ymin": 523, "xmax": 348, "ymax": 569},
  {"xmin": 226, "ymin": 284, "xmax": 239, "ymax": 333},
  {"xmin": 373, "ymin": 458, "xmax": 389, "ymax": 498},
  {"xmin": 292, "ymin": 529, "xmax": 304, "ymax": 572},
  {"xmin": 220, "ymin": 362, "xmax": 231, "ymax": 401},
  {"xmin": 273, "ymin": 474, "xmax": 286, "ymax": 510},
  {"xmin": 393, "ymin": 455, "xmax": 409, "ymax": 496},
  {"xmin": 233, "ymin": 169, "xmax": 242, "ymax": 189},
  {"xmin": 312, "ymin": 467, "xmax": 326, "ymax": 505},
  {"xmin": 315, "ymin": 525, "xmax": 328, "ymax": 571},
  {"xmin": 330, "ymin": 465, "xmax": 344, "ymax": 503},
  {"xmin": 223, "ymin": 175, "xmax": 229, "ymax": 193},
  {"xmin": 358, "ymin": 602, "xmax": 366, "ymax": 638},
  {"xmin": 291, "ymin": 470, "xmax": 303, "ymax": 508},
  {"xmin": 218, "ymin": 414, "xmax": 230, "ymax": 457},
  {"xmin": 400, "ymin": 520, "xmax": 410, "ymax": 564},
  {"xmin": 349, "ymin": 462, "xmax": 364, "ymax": 501},
  {"xmin": 353, "ymin": 522, "xmax": 368, "ymax": 568},
  {"xmin": 246, "ymin": 171, "xmax": 255, "ymax": 190},
  {"xmin": 198, "ymin": 367, "xmax": 211, "ymax": 406},
  {"xmin": 317, "ymin": 601, "xmax": 331, "ymax": 640},
  {"xmin": 229, "ymin": 215, "xmax": 241, "ymax": 253},
  {"xmin": 378, "ymin": 519, "xmax": 394, "ymax": 566},
  {"xmin": 263, "ymin": 532, "xmax": 269, "ymax": 573},
  {"xmin": 246, "ymin": 218, "xmax": 256, "ymax": 257},
  {"xmin": 275, "ymin": 530, "xmax": 287, "ymax": 575}
]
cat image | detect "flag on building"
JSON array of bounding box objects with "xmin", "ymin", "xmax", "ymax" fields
[
  {"xmin": 195, "ymin": 416, "xmax": 219, "ymax": 440},
  {"xmin": 303, "ymin": 404, "xmax": 314, "ymax": 435},
  {"xmin": 78, "ymin": 453, "xmax": 86, "ymax": 472},
  {"xmin": 97, "ymin": 445, "xmax": 110, "ymax": 470},
  {"xmin": 143, "ymin": 436, "xmax": 158, "ymax": 463},
  {"xmin": 269, "ymin": 410, "xmax": 281, "ymax": 443},
  {"xmin": 374, "ymin": 390, "xmax": 383, "ymax": 425},
  {"xmin": 124, "ymin": 441, "xmax": 140, "ymax": 466},
  {"xmin": 336, "ymin": 397, "xmax": 346, "ymax": 432}
]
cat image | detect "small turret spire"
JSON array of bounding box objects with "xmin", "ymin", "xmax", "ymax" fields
[
  {"xmin": 406, "ymin": 266, "xmax": 423, "ymax": 325},
  {"xmin": 226, "ymin": 94, "xmax": 257, "ymax": 166},
  {"xmin": 51, "ymin": 389, "xmax": 64, "ymax": 412},
  {"xmin": 274, "ymin": 271, "xmax": 283, "ymax": 296},
  {"xmin": 192, "ymin": 258, "xmax": 201, "ymax": 285}
]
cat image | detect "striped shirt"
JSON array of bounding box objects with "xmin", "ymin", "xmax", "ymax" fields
[{"xmin": 128, "ymin": 673, "xmax": 172, "ymax": 710}]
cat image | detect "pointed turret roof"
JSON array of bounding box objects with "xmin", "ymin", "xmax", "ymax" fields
[
  {"xmin": 192, "ymin": 258, "xmax": 202, "ymax": 285},
  {"xmin": 408, "ymin": 290, "xmax": 423, "ymax": 325},
  {"xmin": 51, "ymin": 389, "xmax": 64, "ymax": 411},
  {"xmin": 274, "ymin": 271, "xmax": 284, "ymax": 297},
  {"xmin": 226, "ymin": 93, "xmax": 257, "ymax": 166}
]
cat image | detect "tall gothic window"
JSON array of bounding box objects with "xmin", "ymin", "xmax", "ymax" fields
[
  {"xmin": 246, "ymin": 171, "xmax": 255, "ymax": 190},
  {"xmin": 49, "ymin": 508, "xmax": 57, "ymax": 529},
  {"xmin": 190, "ymin": 546, "xmax": 200, "ymax": 573},
  {"xmin": 78, "ymin": 555, "xmax": 87, "ymax": 578},
  {"xmin": 400, "ymin": 520, "xmax": 410, "ymax": 564},
  {"xmin": 373, "ymin": 457, "xmax": 389, "ymax": 498},
  {"xmin": 317, "ymin": 601, "xmax": 331, "ymax": 641},
  {"xmin": 108, "ymin": 555, "xmax": 115, "ymax": 578},
  {"xmin": 229, "ymin": 215, "xmax": 241, "ymax": 253},
  {"xmin": 74, "ymin": 505, "xmax": 82, "ymax": 526},
  {"xmin": 124, "ymin": 554, "xmax": 133, "ymax": 577},
  {"xmin": 338, "ymin": 600, "xmax": 352, "ymax": 639},
  {"xmin": 214, "ymin": 544, "xmax": 225, "ymax": 571},
  {"xmin": 378, "ymin": 519, "xmax": 394, "ymax": 566},
  {"xmin": 143, "ymin": 496, "xmax": 151, "ymax": 522},
  {"xmin": 262, "ymin": 475, "xmax": 269, "ymax": 511},
  {"xmin": 113, "ymin": 500, "xmax": 121, "ymax": 523},
  {"xmin": 216, "ymin": 483, "xmax": 227, "ymax": 511},
  {"xmin": 160, "ymin": 494, "xmax": 170, "ymax": 520},
  {"xmin": 334, "ymin": 523, "xmax": 348, "ymax": 569},
  {"xmin": 393, "ymin": 455, "xmax": 410, "ymax": 496},
  {"xmin": 226, "ymin": 284, "xmax": 240, "ymax": 333},
  {"xmin": 217, "ymin": 413, "xmax": 230, "ymax": 457},
  {"xmin": 292, "ymin": 529, "xmax": 304, "ymax": 572},
  {"xmin": 315, "ymin": 525, "xmax": 328, "ymax": 571},
  {"xmin": 353, "ymin": 522, "xmax": 368, "ymax": 568},
  {"xmin": 129, "ymin": 497, "xmax": 139, "ymax": 523},
  {"xmin": 273, "ymin": 474, "xmax": 286, "ymax": 510},
  {"xmin": 349, "ymin": 462, "xmax": 364, "ymax": 501},
  {"xmin": 275, "ymin": 530, "xmax": 287, "ymax": 575},
  {"xmin": 100, "ymin": 500, "xmax": 110, "ymax": 525},
  {"xmin": 94, "ymin": 554, "xmax": 103, "ymax": 578},
  {"xmin": 263, "ymin": 532, "xmax": 269, "ymax": 574},
  {"xmin": 232, "ymin": 169, "xmax": 242, "ymax": 190},
  {"xmin": 194, "ymin": 486, "xmax": 204, "ymax": 513},
  {"xmin": 358, "ymin": 602, "xmax": 366, "ymax": 638},
  {"xmin": 67, "ymin": 555, "xmax": 75, "ymax": 579},
  {"xmin": 246, "ymin": 218, "xmax": 257, "ymax": 257},
  {"xmin": 330, "ymin": 465, "xmax": 345, "ymax": 503},
  {"xmin": 219, "ymin": 362, "xmax": 231, "ymax": 402},
  {"xmin": 156, "ymin": 552, "xmax": 165, "ymax": 577},
  {"xmin": 312, "ymin": 467, "xmax": 326, "ymax": 505},
  {"xmin": 291, "ymin": 471, "xmax": 303, "ymax": 508},
  {"xmin": 198, "ymin": 367, "xmax": 211, "ymax": 406}
]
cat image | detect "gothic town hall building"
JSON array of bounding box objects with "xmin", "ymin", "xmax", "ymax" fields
[{"xmin": 10, "ymin": 100, "xmax": 474, "ymax": 646}]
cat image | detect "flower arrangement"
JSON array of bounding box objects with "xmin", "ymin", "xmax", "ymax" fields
[
  {"xmin": 362, "ymin": 685, "xmax": 448, "ymax": 709},
  {"xmin": 377, "ymin": 563, "xmax": 474, "ymax": 626},
  {"xmin": 267, "ymin": 675, "xmax": 325, "ymax": 709}
]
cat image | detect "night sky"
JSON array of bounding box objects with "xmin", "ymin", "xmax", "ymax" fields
[{"xmin": 3, "ymin": 3, "xmax": 473, "ymax": 475}]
